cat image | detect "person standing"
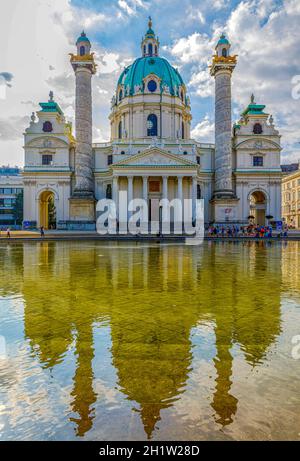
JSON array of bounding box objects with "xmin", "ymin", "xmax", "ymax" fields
[
  {"xmin": 6, "ymin": 228, "xmax": 11, "ymax": 239},
  {"xmin": 40, "ymin": 226, "xmax": 45, "ymax": 238}
]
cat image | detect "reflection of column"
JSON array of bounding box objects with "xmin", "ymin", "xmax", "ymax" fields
[
  {"xmin": 70, "ymin": 322, "xmax": 97, "ymax": 437},
  {"xmin": 177, "ymin": 176, "xmax": 183, "ymax": 233},
  {"xmin": 162, "ymin": 246, "xmax": 168, "ymax": 291},
  {"xmin": 143, "ymin": 247, "xmax": 148, "ymax": 289}
]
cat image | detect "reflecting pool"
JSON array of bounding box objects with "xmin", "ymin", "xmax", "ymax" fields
[{"xmin": 0, "ymin": 241, "xmax": 300, "ymax": 440}]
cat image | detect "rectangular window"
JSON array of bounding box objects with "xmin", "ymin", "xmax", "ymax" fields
[
  {"xmin": 196, "ymin": 156, "xmax": 201, "ymax": 165},
  {"xmin": 42, "ymin": 154, "xmax": 53, "ymax": 166},
  {"xmin": 107, "ymin": 155, "xmax": 113, "ymax": 166},
  {"xmin": 253, "ymin": 156, "xmax": 263, "ymax": 167},
  {"xmin": 3, "ymin": 188, "xmax": 12, "ymax": 194}
]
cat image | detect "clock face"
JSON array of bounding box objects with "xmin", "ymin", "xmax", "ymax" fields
[{"xmin": 147, "ymin": 80, "xmax": 157, "ymax": 93}]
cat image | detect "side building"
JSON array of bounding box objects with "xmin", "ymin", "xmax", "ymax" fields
[
  {"xmin": 282, "ymin": 163, "xmax": 300, "ymax": 228},
  {"xmin": 0, "ymin": 167, "xmax": 24, "ymax": 229}
]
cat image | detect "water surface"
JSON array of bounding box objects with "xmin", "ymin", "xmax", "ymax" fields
[{"xmin": 0, "ymin": 241, "xmax": 300, "ymax": 440}]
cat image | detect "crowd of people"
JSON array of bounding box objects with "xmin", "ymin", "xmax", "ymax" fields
[{"xmin": 207, "ymin": 223, "xmax": 289, "ymax": 238}]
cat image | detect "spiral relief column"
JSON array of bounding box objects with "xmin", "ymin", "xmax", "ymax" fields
[
  {"xmin": 69, "ymin": 32, "xmax": 97, "ymax": 227},
  {"xmin": 210, "ymin": 34, "xmax": 239, "ymax": 223}
]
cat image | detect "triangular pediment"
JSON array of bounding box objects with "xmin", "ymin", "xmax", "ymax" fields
[{"xmin": 113, "ymin": 147, "xmax": 197, "ymax": 168}]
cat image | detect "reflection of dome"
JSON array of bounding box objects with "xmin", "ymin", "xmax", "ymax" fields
[{"xmin": 117, "ymin": 56, "xmax": 185, "ymax": 97}]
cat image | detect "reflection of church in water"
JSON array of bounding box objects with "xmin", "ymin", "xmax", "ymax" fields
[{"xmin": 5, "ymin": 242, "xmax": 282, "ymax": 439}]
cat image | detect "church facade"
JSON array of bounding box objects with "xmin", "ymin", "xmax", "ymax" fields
[{"xmin": 22, "ymin": 20, "xmax": 282, "ymax": 230}]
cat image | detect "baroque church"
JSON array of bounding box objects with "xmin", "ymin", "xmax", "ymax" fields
[{"xmin": 22, "ymin": 19, "xmax": 282, "ymax": 230}]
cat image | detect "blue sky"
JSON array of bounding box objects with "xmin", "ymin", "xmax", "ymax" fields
[{"xmin": 0, "ymin": 0, "xmax": 299, "ymax": 165}]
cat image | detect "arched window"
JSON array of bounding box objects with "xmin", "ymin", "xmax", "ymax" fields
[
  {"xmin": 106, "ymin": 184, "xmax": 112, "ymax": 199},
  {"xmin": 253, "ymin": 123, "xmax": 263, "ymax": 134},
  {"xmin": 148, "ymin": 43, "xmax": 153, "ymax": 56},
  {"xmin": 197, "ymin": 185, "xmax": 201, "ymax": 199},
  {"xmin": 222, "ymin": 48, "xmax": 227, "ymax": 57},
  {"xmin": 80, "ymin": 46, "xmax": 85, "ymax": 56},
  {"xmin": 43, "ymin": 121, "xmax": 53, "ymax": 133},
  {"xmin": 118, "ymin": 121, "xmax": 122, "ymax": 139},
  {"xmin": 182, "ymin": 122, "xmax": 185, "ymax": 139},
  {"xmin": 147, "ymin": 80, "xmax": 157, "ymax": 93},
  {"xmin": 119, "ymin": 89, "xmax": 123, "ymax": 102},
  {"xmin": 147, "ymin": 114, "xmax": 158, "ymax": 137}
]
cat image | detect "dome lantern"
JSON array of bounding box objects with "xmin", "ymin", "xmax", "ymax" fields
[
  {"xmin": 141, "ymin": 17, "xmax": 160, "ymax": 57},
  {"xmin": 76, "ymin": 31, "xmax": 91, "ymax": 57}
]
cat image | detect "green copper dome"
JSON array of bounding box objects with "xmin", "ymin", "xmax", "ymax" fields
[{"xmin": 117, "ymin": 56, "xmax": 185, "ymax": 98}]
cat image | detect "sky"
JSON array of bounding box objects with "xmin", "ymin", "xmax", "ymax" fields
[{"xmin": 0, "ymin": 0, "xmax": 300, "ymax": 166}]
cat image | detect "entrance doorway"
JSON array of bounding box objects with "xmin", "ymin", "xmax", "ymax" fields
[
  {"xmin": 249, "ymin": 191, "xmax": 267, "ymax": 226},
  {"xmin": 39, "ymin": 191, "xmax": 57, "ymax": 229}
]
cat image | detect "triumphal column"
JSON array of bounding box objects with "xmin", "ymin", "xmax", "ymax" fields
[
  {"xmin": 69, "ymin": 32, "xmax": 97, "ymax": 226},
  {"xmin": 210, "ymin": 34, "xmax": 239, "ymax": 223}
]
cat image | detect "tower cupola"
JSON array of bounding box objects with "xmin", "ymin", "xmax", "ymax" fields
[
  {"xmin": 76, "ymin": 31, "xmax": 91, "ymax": 57},
  {"xmin": 141, "ymin": 17, "xmax": 160, "ymax": 57},
  {"xmin": 215, "ymin": 33, "xmax": 231, "ymax": 58}
]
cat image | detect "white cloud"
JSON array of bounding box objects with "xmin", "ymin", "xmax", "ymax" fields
[
  {"xmin": 167, "ymin": 0, "xmax": 300, "ymax": 162},
  {"xmin": 191, "ymin": 115, "xmax": 214, "ymax": 143}
]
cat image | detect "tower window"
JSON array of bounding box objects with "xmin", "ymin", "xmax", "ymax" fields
[
  {"xmin": 222, "ymin": 48, "xmax": 227, "ymax": 57},
  {"xmin": 147, "ymin": 80, "xmax": 157, "ymax": 93},
  {"xmin": 80, "ymin": 46, "xmax": 85, "ymax": 56},
  {"xmin": 119, "ymin": 89, "xmax": 123, "ymax": 102},
  {"xmin": 107, "ymin": 154, "xmax": 113, "ymax": 166},
  {"xmin": 197, "ymin": 156, "xmax": 201, "ymax": 165},
  {"xmin": 147, "ymin": 114, "xmax": 158, "ymax": 137},
  {"xmin": 148, "ymin": 43, "xmax": 153, "ymax": 56},
  {"xmin": 253, "ymin": 156, "xmax": 264, "ymax": 167},
  {"xmin": 253, "ymin": 123, "xmax": 263, "ymax": 134},
  {"xmin": 43, "ymin": 121, "xmax": 53, "ymax": 133},
  {"xmin": 155, "ymin": 45, "xmax": 158, "ymax": 55},
  {"xmin": 118, "ymin": 121, "xmax": 122, "ymax": 139},
  {"xmin": 42, "ymin": 154, "xmax": 53, "ymax": 166},
  {"xmin": 183, "ymin": 151, "xmax": 188, "ymax": 155}
]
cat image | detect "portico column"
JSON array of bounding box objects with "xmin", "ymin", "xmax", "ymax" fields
[
  {"xmin": 143, "ymin": 176, "xmax": 148, "ymax": 201},
  {"xmin": 177, "ymin": 176, "xmax": 183, "ymax": 202},
  {"xmin": 162, "ymin": 176, "xmax": 169, "ymax": 233},
  {"xmin": 128, "ymin": 176, "xmax": 133, "ymax": 220},
  {"xmin": 192, "ymin": 176, "xmax": 197, "ymax": 222},
  {"xmin": 112, "ymin": 176, "xmax": 119, "ymax": 218},
  {"xmin": 162, "ymin": 176, "xmax": 168, "ymax": 200},
  {"xmin": 142, "ymin": 176, "xmax": 148, "ymax": 233}
]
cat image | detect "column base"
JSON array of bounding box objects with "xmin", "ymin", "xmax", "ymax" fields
[
  {"xmin": 210, "ymin": 197, "xmax": 240, "ymax": 224},
  {"xmin": 213, "ymin": 189, "xmax": 236, "ymax": 199},
  {"xmin": 69, "ymin": 197, "xmax": 96, "ymax": 223}
]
